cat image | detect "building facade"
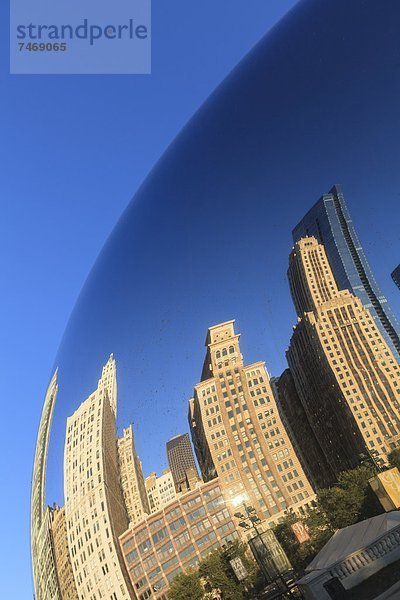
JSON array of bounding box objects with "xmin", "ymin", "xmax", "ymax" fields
[
  {"xmin": 118, "ymin": 425, "xmax": 150, "ymax": 526},
  {"xmin": 31, "ymin": 369, "xmax": 61, "ymax": 600},
  {"xmin": 52, "ymin": 506, "xmax": 79, "ymax": 600},
  {"xmin": 189, "ymin": 321, "xmax": 315, "ymax": 528},
  {"xmin": 119, "ymin": 478, "xmax": 239, "ymax": 600},
  {"xmin": 287, "ymin": 237, "xmax": 400, "ymax": 477},
  {"xmin": 292, "ymin": 185, "xmax": 400, "ymax": 362},
  {"xmin": 392, "ymin": 265, "xmax": 400, "ymax": 291},
  {"xmin": 145, "ymin": 469, "xmax": 177, "ymax": 514},
  {"xmin": 272, "ymin": 370, "xmax": 335, "ymax": 489},
  {"xmin": 166, "ymin": 433, "xmax": 200, "ymax": 493},
  {"xmin": 64, "ymin": 355, "xmax": 133, "ymax": 599}
]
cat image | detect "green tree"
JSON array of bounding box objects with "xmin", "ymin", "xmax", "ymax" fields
[
  {"xmin": 317, "ymin": 465, "xmax": 380, "ymax": 530},
  {"xmin": 168, "ymin": 569, "xmax": 204, "ymax": 600},
  {"xmin": 388, "ymin": 448, "xmax": 400, "ymax": 471},
  {"xmin": 198, "ymin": 541, "xmax": 256, "ymax": 600},
  {"xmin": 273, "ymin": 506, "xmax": 334, "ymax": 572},
  {"xmin": 274, "ymin": 466, "xmax": 383, "ymax": 574}
]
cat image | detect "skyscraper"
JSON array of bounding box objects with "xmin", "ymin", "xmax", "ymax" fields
[
  {"xmin": 31, "ymin": 369, "xmax": 61, "ymax": 600},
  {"xmin": 392, "ymin": 265, "xmax": 400, "ymax": 291},
  {"xmin": 64, "ymin": 355, "xmax": 133, "ymax": 599},
  {"xmin": 166, "ymin": 433, "xmax": 200, "ymax": 492},
  {"xmin": 117, "ymin": 425, "xmax": 150, "ymax": 526},
  {"xmin": 189, "ymin": 321, "xmax": 315, "ymax": 527},
  {"xmin": 272, "ymin": 370, "xmax": 335, "ymax": 489},
  {"xmin": 287, "ymin": 237, "xmax": 400, "ymax": 477},
  {"xmin": 293, "ymin": 185, "xmax": 400, "ymax": 362}
]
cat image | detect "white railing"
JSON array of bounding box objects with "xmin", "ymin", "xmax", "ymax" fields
[{"xmin": 329, "ymin": 526, "xmax": 400, "ymax": 585}]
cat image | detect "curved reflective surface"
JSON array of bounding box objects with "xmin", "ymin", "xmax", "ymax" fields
[{"xmin": 31, "ymin": 0, "xmax": 400, "ymax": 598}]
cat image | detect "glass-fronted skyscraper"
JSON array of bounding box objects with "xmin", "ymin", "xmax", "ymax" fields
[
  {"xmin": 392, "ymin": 265, "xmax": 400, "ymax": 291},
  {"xmin": 293, "ymin": 185, "xmax": 400, "ymax": 362}
]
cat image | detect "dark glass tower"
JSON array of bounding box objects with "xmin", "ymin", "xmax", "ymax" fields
[
  {"xmin": 293, "ymin": 185, "xmax": 400, "ymax": 362},
  {"xmin": 392, "ymin": 265, "xmax": 400, "ymax": 291},
  {"xmin": 166, "ymin": 433, "xmax": 199, "ymax": 493}
]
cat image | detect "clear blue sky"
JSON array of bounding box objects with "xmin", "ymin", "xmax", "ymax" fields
[{"xmin": 0, "ymin": 1, "xmax": 300, "ymax": 596}]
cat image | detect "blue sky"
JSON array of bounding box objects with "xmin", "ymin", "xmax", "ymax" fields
[
  {"xmin": 35, "ymin": 0, "xmax": 400, "ymax": 523},
  {"xmin": 0, "ymin": 1, "xmax": 300, "ymax": 596}
]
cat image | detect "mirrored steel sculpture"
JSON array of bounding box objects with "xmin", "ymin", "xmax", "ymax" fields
[{"xmin": 31, "ymin": 0, "xmax": 400, "ymax": 598}]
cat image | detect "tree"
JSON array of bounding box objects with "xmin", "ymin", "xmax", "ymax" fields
[
  {"xmin": 198, "ymin": 541, "xmax": 257, "ymax": 600},
  {"xmin": 168, "ymin": 569, "xmax": 204, "ymax": 600},
  {"xmin": 274, "ymin": 465, "xmax": 384, "ymax": 574},
  {"xmin": 169, "ymin": 542, "xmax": 259, "ymax": 600},
  {"xmin": 273, "ymin": 507, "xmax": 334, "ymax": 572},
  {"xmin": 388, "ymin": 448, "xmax": 400, "ymax": 471},
  {"xmin": 317, "ymin": 465, "xmax": 380, "ymax": 530}
]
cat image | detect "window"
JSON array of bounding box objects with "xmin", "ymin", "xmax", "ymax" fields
[
  {"xmin": 152, "ymin": 527, "xmax": 167, "ymax": 545},
  {"xmin": 126, "ymin": 548, "xmax": 139, "ymax": 564},
  {"xmin": 169, "ymin": 516, "xmax": 187, "ymax": 532},
  {"xmin": 188, "ymin": 507, "xmax": 206, "ymax": 522},
  {"xmin": 138, "ymin": 539, "xmax": 152, "ymax": 554}
]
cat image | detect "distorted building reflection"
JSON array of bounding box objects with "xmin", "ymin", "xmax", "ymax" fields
[
  {"xmin": 293, "ymin": 186, "xmax": 400, "ymax": 362},
  {"xmin": 64, "ymin": 355, "xmax": 133, "ymax": 598},
  {"xmin": 166, "ymin": 433, "xmax": 201, "ymax": 493},
  {"xmin": 145, "ymin": 470, "xmax": 177, "ymax": 514},
  {"xmin": 189, "ymin": 321, "xmax": 316, "ymax": 527},
  {"xmin": 287, "ymin": 237, "xmax": 400, "ymax": 481},
  {"xmin": 31, "ymin": 369, "xmax": 61, "ymax": 600},
  {"xmin": 119, "ymin": 479, "xmax": 238, "ymax": 600},
  {"xmin": 118, "ymin": 426, "xmax": 150, "ymax": 526}
]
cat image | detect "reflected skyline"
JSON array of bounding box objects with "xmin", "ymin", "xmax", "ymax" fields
[{"xmin": 31, "ymin": 0, "xmax": 400, "ymax": 597}]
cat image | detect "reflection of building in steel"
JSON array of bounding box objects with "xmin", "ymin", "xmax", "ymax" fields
[
  {"xmin": 146, "ymin": 469, "xmax": 177, "ymax": 514},
  {"xmin": 272, "ymin": 369, "xmax": 336, "ymax": 489},
  {"xmin": 166, "ymin": 433, "xmax": 200, "ymax": 492},
  {"xmin": 392, "ymin": 265, "xmax": 400, "ymax": 291},
  {"xmin": 31, "ymin": 369, "xmax": 61, "ymax": 600},
  {"xmin": 293, "ymin": 185, "xmax": 400, "ymax": 362},
  {"xmin": 287, "ymin": 237, "xmax": 400, "ymax": 478},
  {"xmin": 98, "ymin": 351, "xmax": 117, "ymax": 416},
  {"xmin": 118, "ymin": 425, "xmax": 150, "ymax": 526},
  {"xmin": 64, "ymin": 355, "xmax": 133, "ymax": 599},
  {"xmin": 51, "ymin": 506, "xmax": 78, "ymax": 599},
  {"xmin": 189, "ymin": 321, "xmax": 315, "ymax": 528},
  {"xmin": 119, "ymin": 478, "xmax": 239, "ymax": 599}
]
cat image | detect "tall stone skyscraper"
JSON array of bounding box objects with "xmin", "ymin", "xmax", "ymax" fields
[
  {"xmin": 64, "ymin": 355, "xmax": 133, "ymax": 599},
  {"xmin": 287, "ymin": 237, "xmax": 400, "ymax": 478},
  {"xmin": 31, "ymin": 369, "xmax": 61, "ymax": 600},
  {"xmin": 189, "ymin": 321, "xmax": 315, "ymax": 527},
  {"xmin": 166, "ymin": 433, "xmax": 200, "ymax": 492},
  {"xmin": 117, "ymin": 424, "xmax": 149, "ymax": 525},
  {"xmin": 293, "ymin": 185, "xmax": 400, "ymax": 362},
  {"xmin": 392, "ymin": 265, "xmax": 400, "ymax": 291}
]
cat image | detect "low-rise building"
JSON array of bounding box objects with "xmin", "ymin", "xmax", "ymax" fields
[{"xmin": 119, "ymin": 478, "xmax": 239, "ymax": 599}]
